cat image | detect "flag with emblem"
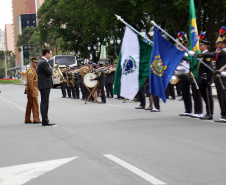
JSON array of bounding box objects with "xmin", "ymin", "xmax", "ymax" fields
[
  {"xmin": 113, "ymin": 26, "xmax": 152, "ymax": 100},
  {"xmin": 189, "ymin": 0, "xmax": 200, "ymax": 77},
  {"xmin": 149, "ymin": 27, "xmax": 185, "ymax": 103}
]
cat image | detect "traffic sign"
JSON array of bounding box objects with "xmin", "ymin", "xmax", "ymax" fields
[{"xmin": 84, "ymin": 58, "xmax": 89, "ymax": 64}]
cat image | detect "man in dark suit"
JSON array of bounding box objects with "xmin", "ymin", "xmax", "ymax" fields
[{"xmin": 37, "ymin": 48, "xmax": 55, "ymax": 126}]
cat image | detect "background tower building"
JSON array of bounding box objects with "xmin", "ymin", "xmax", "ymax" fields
[{"xmin": 12, "ymin": 0, "xmax": 36, "ymax": 69}]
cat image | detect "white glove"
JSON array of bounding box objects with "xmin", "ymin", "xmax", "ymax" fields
[{"xmin": 188, "ymin": 51, "xmax": 195, "ymax": 56}]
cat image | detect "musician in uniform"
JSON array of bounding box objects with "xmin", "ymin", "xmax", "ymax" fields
[
  {"xmin": 65, "ymin": 66, "xmax": 72, "ymax": 98},
  {"xmin": 60, "ymin": 67, "xmax": 67, "ymax": 98},
  {"xmin": 69, "ymin": 66, "xmax": 76, "ymax": 99},
  {"xmin": 74, "ymin": 67, "xmax": 80, "ymax": 99},
  {"xmin": 79, "ymin": 65, "xmax": 86, "ymax": 100},
  {"xmin": 197, "ymin": 37, "xmax": 214, "ymax": 120},
  {"xmin": 193, "ymin": 26, "xmax": 226, "ymax": 122},
  {"xmin": 90, "ymin": 61, "xmax": 106, "ymax": 103},
  {"xmin": 25, "ymin": 57, "xmax": 41, "ymax": 123}
]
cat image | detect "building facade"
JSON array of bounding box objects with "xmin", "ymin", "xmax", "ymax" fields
[
  {"xmin": 12, "ymin": 0, "xmax": 36, "ymax": 68},
  {"xmin": 5, "ymin": 24, "xmax": 15, "ymax": 53}
]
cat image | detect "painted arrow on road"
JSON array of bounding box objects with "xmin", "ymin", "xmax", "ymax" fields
[{"xmin": 0, "ymin": 157, "xmax": 77, "ymax": 185}]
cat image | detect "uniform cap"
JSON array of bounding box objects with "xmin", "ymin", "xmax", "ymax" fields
[{"xmin": 31, "ymin": 57, "xmax": 39, "ymax": 63}]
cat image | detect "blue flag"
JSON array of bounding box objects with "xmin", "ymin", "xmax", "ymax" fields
[{"xmin": 149, "ymin": 27, "xmax": 185, "ymax": 103}]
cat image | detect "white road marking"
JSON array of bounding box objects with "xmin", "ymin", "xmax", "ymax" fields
[
  {"xmin": 0, "ymin": 96, "xmax": 26, "ymax": 112},
  {"xmin": 104, "ymin": 154, "xmax": 166, "ymax": 185},
  {"xmin": 0, "ymin": 157, "xmax": 77, "ymax": 185}
]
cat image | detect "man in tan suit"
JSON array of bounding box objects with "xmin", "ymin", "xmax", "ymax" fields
[{"xmin": 25, "ymin": 57, "xmax": 41, "ymax": 123}]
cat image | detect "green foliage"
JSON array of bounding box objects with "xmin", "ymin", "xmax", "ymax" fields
[{"xmin": 36, "ymin": 0, "xmax": 226, "ymax": 56}]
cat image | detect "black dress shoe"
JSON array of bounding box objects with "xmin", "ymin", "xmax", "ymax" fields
[
  {"xmin": 42, "ymin": 123, "xmax": 56, "ymax": 126},
  {"xmin": 99, "ymin": 101, "xmax": 106, "ymax": 104},
  {"xmin": 25, "ymin": 122, "xmax": 32, "ymax": 124},
  {"xmin": 135, "ymin": 106, "xmax": 145, "ymax": 109},
  {"xmin": 33, "ymin": 122, "xmax": 42, "ymax": 124},
  {"xmin": 200, "ymin": 114, "xmax": 213, "ymax": 120}
]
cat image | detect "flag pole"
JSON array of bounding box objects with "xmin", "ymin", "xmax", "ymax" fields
[
  {"xmin": 115, "ymin": 14, "xmax": 153, "ymax": 45},
  {"xmin": 150, "ymin": 21, "xmax": 214, "ymax": 72}
]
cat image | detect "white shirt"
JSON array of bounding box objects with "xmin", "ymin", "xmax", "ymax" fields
[{"xmin": 176, "ymin": 53, "xmax": 190, "ymax": 75}]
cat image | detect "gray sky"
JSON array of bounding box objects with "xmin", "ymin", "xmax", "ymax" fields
[{"xmin": 0, "ymin": 0, "xmax": 13, "ymax": 31}]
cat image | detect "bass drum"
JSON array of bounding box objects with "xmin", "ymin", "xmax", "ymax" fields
[
  {"xmin": 83, "ymin": 73, "xmax": 97, "ymax": 88},
  {"xmin": 79, "ymin": 66, "xmax": 90, "ymax": 77}
]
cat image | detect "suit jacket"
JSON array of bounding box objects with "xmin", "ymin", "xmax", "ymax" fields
[
  {"xmin": 37, "ymin": 58, "xmax": 53, "ymax": 89},
  {"xmin": 25, "ymin": 66, "xmax": 39, "ymax": 96},
  {"xmin": 94, "ymin": 67, "xmax": 105, "ymax": 86}
]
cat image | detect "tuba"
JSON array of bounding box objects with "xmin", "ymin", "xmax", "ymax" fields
[{"xmin": 53, "ymin": 65, "xmax": 66, "ymax": 83}]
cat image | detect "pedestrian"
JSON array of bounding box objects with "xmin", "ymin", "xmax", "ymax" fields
[
  {"xmin": 25, "ymin": 57, "xmax": 41, "ymax": 124},
  {"xmin": 37, "ymin": 48, "xmax": 55, "ymax": 126}
]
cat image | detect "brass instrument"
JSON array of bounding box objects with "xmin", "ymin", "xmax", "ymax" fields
[
  {"xmin": 70, "ymin": 72, "xmax": 75, "ymax": 87},
  {"xmin": 170, "ymin": 75, "xmax": 179, "ymax": 84},
  {"xmin": 53, "ymin": 65, "xmax": 66, "ymax": 83},
  {"xmin": 66, "ymin": 72, "xmax": 70, "ymax": 87}
]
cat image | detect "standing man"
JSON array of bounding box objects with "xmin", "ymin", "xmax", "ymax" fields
[
  {"xmin": 90, "ymin": 61, "xmax": 106, "ymax": 103},
  {"xmin": 198, "ymin": 38, "xmax": 214, "ymax": 120},
  {"xmin": 193, "ymin": 27, "xmax": 226, "ymax": 122},
  {"xmin": 25, "ymin": 57, "xmax": 41, "ymax": 124},
  {"xmin": 37, "ymin": 48, "xmax": 55, "ymax": 126}
]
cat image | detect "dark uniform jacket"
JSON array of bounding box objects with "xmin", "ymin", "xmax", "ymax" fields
[
  {"xmin": 37, "ymin": 58, "xmax": 53, "ymax": 89},
  {"xmin": 198, "ymin": 47, "xmax": 226, "ymax": 70},
  {"xmin": 94, "ymin": 67, "xmax": 105, "ymax": 86},
  {"xmin": 198, "ymin": 50, "xmax": 213, "ymax": 85}
]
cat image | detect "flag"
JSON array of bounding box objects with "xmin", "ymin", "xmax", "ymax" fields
[
  {"xmin": 149, "ymin": 27, "xmax": 185, "ymax": 103},
  {"xmin": 189, "ymin": 0, "xmax": 200, "ymax": 77},
  {"xmin": 113, "ymin": 26, "xmax": 152, "ymax": 100}
]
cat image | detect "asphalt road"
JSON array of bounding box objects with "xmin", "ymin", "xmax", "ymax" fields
[{"xmin": 0, "ymin": 84, "xmax": 226, "ymax": 185}]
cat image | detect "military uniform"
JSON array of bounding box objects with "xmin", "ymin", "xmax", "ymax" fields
[
  {"xmin": 196, "ymin": 47, "xmax": 226, "ymax": 120},
  {"xmin": 25, "ymin": 65, "xmax": 40, "ymax": 123},
  {"xmin": 197, "ymin": 39, "xmax": 214, "ymax": 120},
  {"xmin": 94, "ymin": 66, "xmax": 106, "ymax": 103}
]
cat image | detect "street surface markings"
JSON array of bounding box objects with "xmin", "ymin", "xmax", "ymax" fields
[
  {"xmin": 0, "ymin": 157, "xmax": 77, "ymax": 185},
  {"xmin": 0, "ymin": 96, "xmax": 26, "ymax": 112},
  {"xmin": 104, "ymin": 154, "xmax": 166, "ymax": 185}
]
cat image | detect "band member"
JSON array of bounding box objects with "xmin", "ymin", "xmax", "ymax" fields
[
  {"xmin": 90, "ymin": 61, "xmax": 106, "ymax": 103},
  {"xmin": 60, "ymin": 67, "xmax": 67, "ymax": 98},
  {"xmin": 176, "ymin": 39, "xmax": 193, "ymax": 116},
  {"xmin": 69, "ymin": 67, "xmax": 76, "ymax": 99},
  {"xmin": 37, "ymin": 48, "xmax": 55, "ymax": 126},
  {"xmin": 74, "ymin": 67, "xmax": 80, "ymax": 99},
  {"xmin": 65, "ymin": 66, "xmax": 72, "ymax": 98},
  {"xmin": 25, "ymin": 57, "xmax": 41, "ymax": 124},
  {"xmin": 198, "ymin": 36, "xmax": 214, "ymax": 120},
  {"xmin": 193, "ymin": 26, "xmax": 226, "ymax": 122}
]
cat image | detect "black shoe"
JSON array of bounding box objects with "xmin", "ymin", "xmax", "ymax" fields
[
  {"xmin": 99, "ymin": 101, "xmax": 106, "ymax": 104},
  {"xmin": 214, "ymin": 120, "xmax": 226, "ymax": 123},
  {"xmin": 42, "ymin": 123, "xmax": 56, "ymax": 126},
  {"xmin": 135, "ymin": 106, "xmax": 145, "ymax": 109},
  {"xmin": 200, "ymin": 114, "xmax": 213, "ymax": 120},
  {"xmin": 25, "ymin": 122, "xmax": 32, "ymax": 124},
  {"xmin": 33, "ymin": 122, "xmax": 42, "ymax": 124}
]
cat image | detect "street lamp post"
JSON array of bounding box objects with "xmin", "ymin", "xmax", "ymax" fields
[{"xmin": 108, "ymin": 37, "xmax": 121, "ymax": 63}]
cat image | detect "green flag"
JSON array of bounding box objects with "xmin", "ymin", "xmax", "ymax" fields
[{"xmin": 188, "ymin": 0, "xmax": 200, "ymax": 77}]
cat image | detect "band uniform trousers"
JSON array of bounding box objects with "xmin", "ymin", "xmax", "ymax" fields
[
  {"xmin": 70, "ymin": 82, "xmax": 76, "ymax": 98},
  {"xmin": 40, "ymin": 88, "xmax": 50, "ymax": 124},
  {"xmin": 153, "ymin": 95, "xmax": 160, "ymax": 110},
  {"xmin": 191, "ymin": 80, "xmax": 203, "ymax": 114},
  {"xmin": 100, "ymin": 85, "xmax": 106, "ymax": 103},
  {"xmin": 74, "ymin": 80, "xmax": 80, "ymax": 99},
  {"xmin": 179, "ymin": 75, "xmax": 192, "ymax": 113},
  {"xmin": 215, "ymin": 76, "xmax": 226, "ymax": 119},
  {"xmin": 137, "ymin": 84, "xmax": 146, "ymax": 107},
  {"xmin": 25, "ymin": 95, "xmax": 40, "ymax": 122},
  {"xmin": 199, "ymin": 82, "xmax": 213, "ymax": 115},
  {"xmin": 66, "ymin": 82, "xmax": 71, "ymax": 98},
  {"xmin": 61, "ymin": 82, "xmax": 66, "ymax": 97}
]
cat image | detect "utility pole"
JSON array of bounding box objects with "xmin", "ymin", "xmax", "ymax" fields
[{"xmin": 4, "ymin": 42, "xmax": 7, "ymax": 79}]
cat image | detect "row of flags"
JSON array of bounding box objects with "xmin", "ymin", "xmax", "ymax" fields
[{"xmin": 113, "ymin": 0, "xmax": 200, "ymax": 103}]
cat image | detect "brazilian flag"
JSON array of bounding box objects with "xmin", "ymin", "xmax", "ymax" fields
[{"xmin": 189, "ymin": 0, "xmax": 200, "ymax": 77}]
